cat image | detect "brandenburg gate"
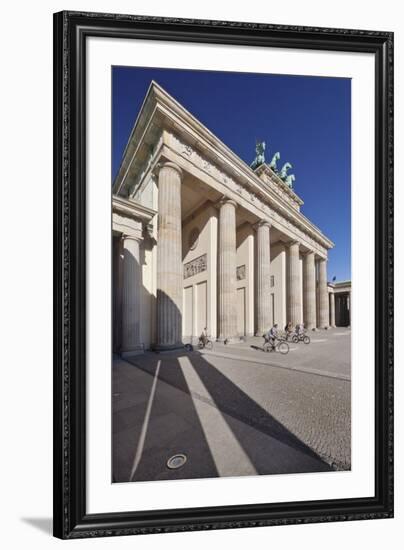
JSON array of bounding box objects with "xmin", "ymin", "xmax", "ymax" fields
[{"xmin": 112, "ymin": 82, "xmax": 335, "ymax": 355}]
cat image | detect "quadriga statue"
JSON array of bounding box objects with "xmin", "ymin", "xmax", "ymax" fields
[
  {"xmin": 279, "ymin": 162, "xmax": 293, "ymax": 180},
  {"xmin": 250, "ymin": 141, "xmax": 266, "ymax": 170},
  {"xmin": 285, "ymin": 174, "xmax": 296, "ymax": 189},
  {"xmin": 269, "ymin": 151, "xmax": 280, "ymax": 172}
]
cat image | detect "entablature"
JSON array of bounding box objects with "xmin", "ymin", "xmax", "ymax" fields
[{"xmin": 112, "ymin": 195, "xmax": 157, "ymax": 239}]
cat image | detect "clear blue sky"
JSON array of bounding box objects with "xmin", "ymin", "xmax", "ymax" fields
[{"xmin": 112, "ymin": 66, "xmax": 351, "ymax": 281}]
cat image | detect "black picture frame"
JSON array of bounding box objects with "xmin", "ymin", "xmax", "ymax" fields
[{"xmin": 53, "ymin": 10, "xmax": 394, "ymax": 539}]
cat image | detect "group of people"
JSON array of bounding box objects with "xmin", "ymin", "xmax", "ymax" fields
[
  {"xmin": 284, "ymin": 321, "xmax": 305, "ymax": 335},
  {"xmin": 264, "ymin": 321, "xmax": 305, "ymax": 348},
  {"xmin": 198, "ymin": 322, "xmax": 305, "ymax": 349}
]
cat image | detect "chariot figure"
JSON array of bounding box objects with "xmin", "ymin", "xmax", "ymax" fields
[
  {"xmin": 285, "ymin": 174, "xmax": 296, "ymax": 188},
  {"xmin": 269, "ymin": 151, "xmax": 280, "ymax": 172},
  {"xmin": 279, "ymin": 162, "xmax": 293, "ymax": 180},
  {"xmin": 250, "ymin": 141, "xmax": 266, "ymax": 170}
]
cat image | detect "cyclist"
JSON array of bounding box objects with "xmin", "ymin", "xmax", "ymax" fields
[
  {"xmin": 199, "ymin": 327, "xmax": 208, "ymax": 348},
  {"xmin": 284, "ymin": 321, "xmax": 294, "ymax": 339},
  {"xmin": 264, "ymin": 323, "xmax": 278, "ymax": 350}
]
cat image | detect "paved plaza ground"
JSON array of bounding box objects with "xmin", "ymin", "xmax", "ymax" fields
[{"xmin": 112, "ymin": 328, "xmax": 351, "ymax": 483}]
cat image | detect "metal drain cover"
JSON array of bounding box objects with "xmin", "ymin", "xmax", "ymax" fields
[{"xmin": 166, "ymin": 453, "xmax": 187, "ymax": 470}]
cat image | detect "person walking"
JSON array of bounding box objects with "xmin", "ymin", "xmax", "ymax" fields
[{"xmin": 199, "ymin": 327, "xmax": 208, "ymax": 347}]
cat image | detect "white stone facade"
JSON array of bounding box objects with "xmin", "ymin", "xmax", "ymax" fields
[{"xmin": 112, "ymin": 82, "xmax": 338, "ymax": 353}]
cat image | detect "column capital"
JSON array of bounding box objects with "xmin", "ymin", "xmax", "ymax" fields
[
  {"xmin": 219, "ymin": 196, "xmax": 238, "ymax": 209},
  {"xmin": 156, "ymin": 160, "xmax": 183, "ymax": 179},
  {"xmin": 121, "ymin": 231, "xmax": 142, "ymax": 243},
  {"xmin": 253, "ymin": 219, "xmax": 272, "ymax": 231},
  {"xmin": 287, "ymin": 239, "xmax": 300, "ymax": 249}
]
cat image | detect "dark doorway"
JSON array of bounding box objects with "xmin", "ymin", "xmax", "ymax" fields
[{"xmin": 335, "ymin": 293, "xmax": 350, "ymax": 327}]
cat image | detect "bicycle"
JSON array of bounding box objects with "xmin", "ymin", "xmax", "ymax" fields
[
  {"xmin": 292, "ymin": 332, "xmax": 310, "ymax": 344},
  {"xmin": 198, "ymin": 337, "xmax": 213, "ymax": 350},
  {"xmin": 263, "ymin": 337, "xmax": 289, "ymax": 355},
  {"xmin": 281, "ymin": 330, "xmax": 295, "ymax": 342}
]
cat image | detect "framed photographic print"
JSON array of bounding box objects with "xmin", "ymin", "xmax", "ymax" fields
[{"xmin": 53, "ymin": 11, "xmax": 394, "ymax": 539}]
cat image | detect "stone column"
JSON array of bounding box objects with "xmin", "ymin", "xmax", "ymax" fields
[
  {"xmin": 287, "ymin": 241, "xmax": 302, "ymax": 326},
  {"xmin": 256, "ymin": 221, "xmax": 272, "ymax": 335},
  {"xmin": 121, "ymin": 234, "xmax": 143, "ymax": 356},
  {"xmin": 329, "ymin": 291, "xmax": 336, "ymax": 327},
  {"xmin": 155, "ymin": 161, "xmax": 183, "ymax": 350},
  {"xmin": 318, "ymin": 258, "xmax": 329, "ymax": 328},
  {"xmin": 113, "ymin": 236, "xmax": 123, "ymax": 353},
  {"xmin": 303, "ymin": 251, "xmax": 316, "ymax": 330},
  {"xmin": 218, "ymin": 198, "xmax": 238, "ymax": 342}
]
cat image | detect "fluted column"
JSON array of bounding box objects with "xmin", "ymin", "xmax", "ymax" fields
[
  {"xmin": 329, "ymin": 291, "xmax": 336, "ymax": 327},
  {"xmin": 256, "ymin": 221, "xmax": 272, "ymax": 335},
  {"xmin": 287, "ymin": 241, "xmax": 302, "ymax": 326},
  {"xmin": 218, "ymin": 198, "xmax": 238, "ymax": 342},
  {"xmin": 318, "ymin": 258, "xmax": 329, "ymax": 328},
  {"xmin": 303, "ymin": 251, "xmax": 316, "ymax": 330},
  {"xmin": 121, "ymin": 234, "xmax": 143, "ymax": 356},
  {"xmin": 156, "ymin": 162, "xmax": 183, "ymax": 350}
]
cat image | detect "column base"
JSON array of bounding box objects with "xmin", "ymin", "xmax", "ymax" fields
[
  {"xmin": 121, "ymin": 344, "xmax": 144, "ymax": 358},
  {"xmin": 216, "ymin": 336, "xmax": 242, "ymax": 344},
  {"xmin": 152, "ymin": 342, "xmax": 185, "ymax": 352}
]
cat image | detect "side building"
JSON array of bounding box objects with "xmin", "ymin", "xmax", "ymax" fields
[
  {"xmin": 328, "ymin": 281, "xmax": 352, "ymax": 327},
  {"xmin": 112, "ymin": 81, "xmax": 339, "ymax": 354}
]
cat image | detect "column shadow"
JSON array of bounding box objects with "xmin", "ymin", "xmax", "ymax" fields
[
  {"xmin": 113, "ymin": 354, "xmax": 219, "ymax": 482},
  {"xmin": 187, "ymin": 353, "xmax": 332, "ymax": 474},
  {"xmin": 113, "ymin": 286, "xmax": 332, "ymax": 482},
  {"xmin": 126, "ymin": 349, "xmax": 332, "ymax": 479}
]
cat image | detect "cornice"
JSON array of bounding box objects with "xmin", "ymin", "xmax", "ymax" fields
[{"xmin": 112, "ymin": 195, "xmax": 157, "ymax": 222}]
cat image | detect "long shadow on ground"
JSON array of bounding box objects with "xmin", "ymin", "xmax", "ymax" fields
[
  {"xmin": 123, "ymin": 351, "xmax": 332, "ymax": 479},
  {"xmin": 113, "ymin": 356, "xmax": 219, "ymax": 482}
]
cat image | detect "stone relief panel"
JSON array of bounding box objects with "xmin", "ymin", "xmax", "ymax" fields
[
  {"xmin": 237, "ymin": 265, "xmax": 246, "ymax": 281},
  {"xmin": 184, "ymin": 253, "xmax": 207, "ymax": 280}
]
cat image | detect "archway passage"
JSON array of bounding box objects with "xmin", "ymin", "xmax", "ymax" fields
[{"xmin": 335, "ymin": 292, "xmax": 350, "ymax": 327}]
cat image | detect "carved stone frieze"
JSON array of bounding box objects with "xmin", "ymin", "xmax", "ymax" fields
[
  {"xmin": 167, "ymin": 132, "xmax": 241, "ymax": 196},
  {"xmin": 183, "ymin": 253, "xmax": 207, "ymax": 279},
  {"xmin": 166, "ymin": 132, "xmax": 328, "ymax": 257}
]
